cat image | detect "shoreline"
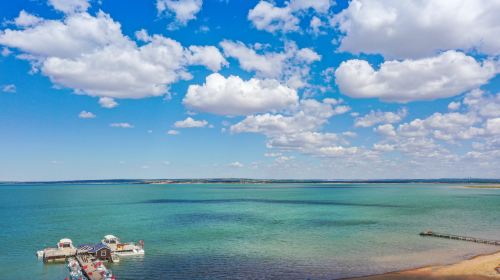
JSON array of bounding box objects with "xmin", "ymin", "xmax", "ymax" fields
[{"xmin": 347, "ymin": 250, "xmax": 500, "ymax": 280}]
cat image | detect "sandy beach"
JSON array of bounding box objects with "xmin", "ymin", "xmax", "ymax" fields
[{"xmin": 351, "ymin": 251, "xmax": 500, "ymax": 280}]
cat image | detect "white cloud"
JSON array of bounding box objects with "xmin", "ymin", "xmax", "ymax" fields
[
  {"xmin": 167, "ymin": 129, "xmax": 180, "ymax": 135},
  {"xmin": 1, "ymin": 47, "xmax": 11, "ymax": 57},
  {"xmin": 485, "ymin": 118, "xmax": 500, "ymax": 135},
  {"xmin": 373, "ymin": 143, "xmax": 394, "ymax": 152},
  {"xmin": 371, "ymin": 91, "xmax": 500, "ymax": 161},
  {"xmin": 309, "ymin": 16, "xmax": 323, "ymax": 35},
  {"xmin": 78, "ymin": 110, "xmax": 96, "ymax": 119},
  {"xmin": 332, "ymin": 105, "xmax": 351, "ymax": 115},
  {"xmin": 220, "ymin": 40, "xmax": 320, "ymax": 88},
  {"xmin": 289, "ymin": 0, "xmax": 332, "ymax": 13},
  {"xmin": 397, "ymin": 112, "xmax": 481, "ymax": 141},
  {"xmin": 463, "ymin": 89, "xmax": 500, "ymax": 118},
  {"xmin": 157, "ymin": 0, "xmax": 202, "ymax": 25},
  {"xmin": 98, "ymin": 97, "xmax": 118, "ymax": 109},
  {"xmin": 14, "ymin": 11, "xmax": 43, "ymax": 27},
  {"xmin": 247, "ymin": 1, "xmax": 298, "ymax": 33},
  {"xmin": 0, "ymin": 12, "xmax": 125, "ymax": 58},
  {"xmin": 332, "ymin": 0, "xmax": 500, "ymax": 59},
  {"xmin": 2, "ymin": 84, "xmax": 16, "ymax": 93},
  {"xmin": 174, "ymin": 117, "xmax": 208, "ymax": 128},
  {"xmin": 448, "ymin": 101, "xmax": 461, "ymax": 111},
  {"xmin": 355, "ymin": 108, "xmax": 407, "ymax": 127},
  {"xmin": 374, "ymin": 124, "xmax": 396, "ymax": 137},
  {"xmin": 183, "ymin": 73, "xmax": 299, "ymax": 116},
  {"xmin": 228, "ymin": 161, "xmax": 244, "ymax": 168},
  {"xmin": 110, "ymin": 122, "xmax": 134, "ymax": 128},
  {"xmin": 248, "ymin": 0, "xmax": 333, "ymax": 33},
  {"xmin": 335, "ymin": 51, "xmax": 496, "ymax": 103},
  {"xmin": 220, "ymin": 40, "xmax": 284, "ymax": 78},
  {"xmin": 230, "ymin": 99, "xmax": 348, "ymax": 135},
  {"xmin": 186, "ymin": 45, "xmax": 227, "ymax": 72},
  {"xmin": 48, "ymin": 0, "xmax": 90, "ymax": 14},
  {"xmin": 229, "ymin": 98, "xmax": 375, "ymax": 160},
  {"xmin": 0, "ymin": 11, "xmax": 224, "ymax": 107}
]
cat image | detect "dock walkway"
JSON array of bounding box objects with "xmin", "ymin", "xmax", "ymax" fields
[
  {"xmin": 420, "ymin": 231, "xmax": 500, "ymax": 246},
  {"xmin": 76, "ymin": 254, "xmax": 106, "ymax": 280}
]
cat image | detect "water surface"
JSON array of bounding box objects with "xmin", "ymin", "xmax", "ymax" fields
[{"xmin": 0, "ymin": 183, "xmax": 498, "ymax": 279}]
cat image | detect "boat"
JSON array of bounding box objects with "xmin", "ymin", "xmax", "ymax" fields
[
  {"xmin": 101, "ymin": 235, "xmax": 145, "ymax": 256},
  {"xmin": 93, "ymin": 260, "xmax": 115, "ymax": 280},
  {"xmin": 36, "ymin": 238, "xmax": 77, "ymax": 262},
  {"xmin": 66, "ymin": 257, "xmax": 87, "ymax": 280}
]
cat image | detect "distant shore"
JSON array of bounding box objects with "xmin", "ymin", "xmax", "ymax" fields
[
  {"xmin": 349, "ymin": 250, "xmax": 500, "ymax": 280},
  {"xmin": 2, "ymin": 178, "xmax": 500, "ymax": 185}
]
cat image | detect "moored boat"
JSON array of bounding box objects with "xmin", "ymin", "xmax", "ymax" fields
[
  {"xmin": 36, "ymin": 238, "xmax": 77, "ymax": 262},
  {"xmin": 66, "ymin": 257, "xmax": 87, "ymax": 280},
  {"xmin": 101, "ymin": 235, "xmax": 145, "ymax": 256}
]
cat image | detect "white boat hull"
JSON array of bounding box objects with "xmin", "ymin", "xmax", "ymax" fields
[{"xmin": 114, "ymin": 248, "xmax": 145, "ymax": 256}]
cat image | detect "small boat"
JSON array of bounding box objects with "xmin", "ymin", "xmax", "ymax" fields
[
  {"xmin": 66, "ymin": 257, "xmax": 87, "ymax": 280},
  {"xmin": 36, "ymin": 238, "xmax": 77, "ymax": 262},
  {"xmin": 101, "ymin": 235, "xmax": 145, "ymax": 256},
  {"xmin": 94, "ymin": 261, "xmax": 115, "ymax": 280}
]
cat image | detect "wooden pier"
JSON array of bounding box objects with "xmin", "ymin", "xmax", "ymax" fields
[
  {"xmin": 76, "ymin": 254, "xmax": 111, "ymax": 280},
  {"xmin": 420, "ymin": 230, "xmax": 500, "ymax": 246}
]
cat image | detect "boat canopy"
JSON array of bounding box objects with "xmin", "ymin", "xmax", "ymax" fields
[
  {"xmin": 104, "ymin": 235, "xmax": 118, "ymax": 241},
  {"xmin": 59, "ymin": 238, "xmax": 72, "ymax": 244}
]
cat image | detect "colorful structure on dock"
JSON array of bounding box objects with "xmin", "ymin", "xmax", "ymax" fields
[{"xmin": 36, "ymin": 234, "xmax": 144, "ymax": 279}]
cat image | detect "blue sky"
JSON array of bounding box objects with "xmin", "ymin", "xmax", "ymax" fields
[{"xmin": 0, "ymin": 0, "xmax": 499, "ymax": 181}]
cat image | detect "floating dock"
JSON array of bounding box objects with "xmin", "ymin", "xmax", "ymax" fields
[
  {"xmin": 37, "ymin": 235, "xmax": 144, "ymax": 279},
  {"xmin": 76, "ymin": 254, "xmax": 114, "ymax": 280},
  {"xmin": 420, "ymin": 230, "xmax": 500, "ymax": 246}
]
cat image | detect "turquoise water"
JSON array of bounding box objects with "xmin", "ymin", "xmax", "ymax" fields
[{"xmin": 0, "ymin": 183, "xmax": 499, "ymax": 279}]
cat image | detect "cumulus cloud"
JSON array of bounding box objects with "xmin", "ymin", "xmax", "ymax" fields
[
  {"xmin": 157, "ymin": 0, "xmax": 202, "ymax": 26},
  {"xmin": 110, "ymin": 122, "xmax": 134, "ymax": 128},
  {"xmin": 374, "ymin": 124, "xmax": 396, "ymax": 137},
  {"xmin": 78, "ymin": 110, "xmax": 96, "ymax": 119},
  {"xmin": 248, "ymin": 1, "xmax": 298, "ymax": 33},
  {"xmin": 1, "ymin": 47, "xmax": 11, "ymax": 57},
  {"xmin": 230, "ymin": 99, "xmax": 348, "ymax": 135},
  {"xmin": 0, "ymin": 11, "xmax": 225, "ymax": 106},
  {"xmin": 355, "ymin": 108, "xmax": 407, "ymax": 127},
  {"xmin": 228, "ymin": 161, "xmax": 244, "ymax": 168},
  {"xmin": 48, "ymin": 0, "xmax": 90, "ymax": 14},
  {"xmin": 368, "ymin": 90, "xmax": 500, "ymax": 166},
  {"xmin": 335, "ymin": 51, "xmax": 497, "ymax": 103},
  {"xmin": 248, "ymin": 0, "xmax": 333, "ymax": 33},
  {"xmin": 332, "ymin": 0, "xmax": 500, "ymax": 59},
  {"xmin": 174, "ymin": 117, "xmax": 208, "ymax": 128},
  {"xmin": 448, "ymin": 101, "xmax": 461, "ymax": 111},
  {"xmin": 167, "ymin": 129, "xmax": 180, "ymax": 135},
  {"xmin": 98, "ymin": 97, "xmax": 118, "ymax": 109},
  {"xmin": 183, "ymin": 73, "xmax": 299, "ymax": 116},
  {"xmin": 462, "ymin": 89, "xmax": 500, "ymax": 118},
  {"xmin": 229, "ymin": 99, "xmax": 358, "ymax": 158},
  {"xmin": 220, "ymin": 40, "xmax": 320, "ymax": 88},
  {"xmin": 2, "ymin": 84, "xmax": 16, "ymax": 93},
  {"xmin": 186, "ymin": 45, "xmax": 227, "ymax": 72},
  {"xmin": 14, "ymin": 10, "xmax": 43, "ymax": 27},
  {"xmin": 220, "ymin": 40, "xmax": 284, "ymax": 78}
]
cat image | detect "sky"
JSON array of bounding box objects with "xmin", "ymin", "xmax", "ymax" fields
[{"xmin": 0, "ymin": 0, "xmax": 499, "ymax": 181}]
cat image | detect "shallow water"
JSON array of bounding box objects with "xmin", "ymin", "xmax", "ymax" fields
[{"xmin": 0, "ymin": 183, "xmax": 498, "ymax": 279}]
